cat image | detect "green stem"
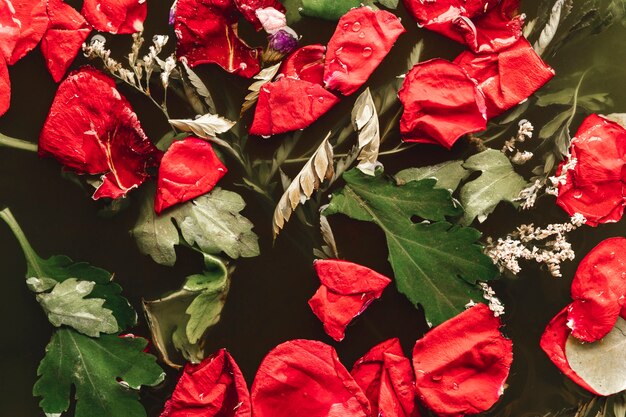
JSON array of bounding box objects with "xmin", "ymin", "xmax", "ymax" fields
[
  {"xmin": 0, "ymin": 208, "xmax": 43, "ymax": 277},
  {"xmin": 0, "ymin": 133, "xmax": 38, "ymax": 152}
]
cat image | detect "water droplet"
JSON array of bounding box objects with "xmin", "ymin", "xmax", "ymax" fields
[
  {"xmin": 352, "ymin": 21, "xmax": 361, "ymax": 31},
  {"xmin": 336, "ymin": 47, "xmax": 343, "ymax": 56},
  {"xmin": 362, "ymin": 47, "xmax": 373, "ymax": 57},
  {"xmin": 573, "ymin": 190, "xmax": 583, "ymax": 199},
  {"xmin": 318, "ymin": 96, "xmax": 325, "ymax": 103},
  {"xmin": 358, "ymin": 31, "xmax": 365, "ymax": 39},
  {"xmin": 430, "ymin": 374, "xmax": 442, "ymax": 382},
  {"xmin": 452, "ymin": 383, "xmax": 459, "ymax": 390},
  {"xmin": 342, "ymin": 23, "xmax": 350, "ymax": 30}
]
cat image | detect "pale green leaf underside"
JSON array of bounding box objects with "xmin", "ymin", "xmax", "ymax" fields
[{"xmin": 396, "ymin": 160, "xmax": 469, "ymax": 192}]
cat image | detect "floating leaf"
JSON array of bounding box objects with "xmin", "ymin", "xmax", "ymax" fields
[
  {"xmin": 396, "ymin": 160, "xmax": 469, "ymax": 192},
  {"xmin": 33, "ymin": 328, "xmax": 164, "ymax": 417},
  {"xmin": 459, "ymin": 149, "xmax": 527, "ymax": 225},
  {"xmin": 566, "ymin": 317, "xmax": 626, "ymax": 396},
  {"xmin": 325, "ymin": 169, "xmax": 498, "ymax": 326},
  {"xmin": 241, "ymin": 63, "xmax": 281, "ymax": 115},
  {"xmin": 273, "ymin": 134, "xmax": 334, "ymax": 237},
  {"xmin": 352, "ymin": 88, "xmax": 381, "ymax": 176},
  {"xmin": 37, "ymin": 278, "xmax": 118, "ymax": 337}
]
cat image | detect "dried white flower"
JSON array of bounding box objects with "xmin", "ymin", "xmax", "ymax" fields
[{"xmin": 479, "ymin": 282, "xmax": 505, "ymax": 316}]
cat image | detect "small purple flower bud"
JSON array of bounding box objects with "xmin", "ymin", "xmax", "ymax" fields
[
  {"xmin": 269, "ymin": 28, "xmax": 299, "ymax": 55},
  {"xmin": 169, "ymin": 0, "xmax": 177, "ymax": 25}
]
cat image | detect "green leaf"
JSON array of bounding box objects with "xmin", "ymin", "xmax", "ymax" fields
[
  {"xmin": 395, "ymin": 161, "xmax": 469, "ymax": 192},
  {"xmin": 144, "ymin": 255, "xmax": 230, "ymax": 366},
  {"xmin": 300, "ymin": 0, "xmax": 362, "ymax": 20},
  {"xmin": 459, "ymin": 150, "xmax": 528, "ymax": 225},
  {"xmin": 325, "ymin": 169, "xmax": 498, "ymax": 326},
  {"xmin": 376, "ymin": 0, "xmax": 399, "ymax": 8},
  {"xmin": 33, "ymin": 328, "xmax": 164, "ymax": 417},
  {"xmin": 37, "ymin": 278, "xmax": 118, "ymax": 337},
  {"xmin": 132, "ymin": 188, "xmax": 259, "ymax": 266}
]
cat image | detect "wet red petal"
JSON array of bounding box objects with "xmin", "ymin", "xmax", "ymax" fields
[
  {"xmin": 280, "ymin": 44, "xmax": 326, "ymax": 85},
  {"xmin": 249, "ymin": 77, "xmax": 340, "ymax": 136},
  {"xmin": 412, "ymin": 304, "xmax": 512, "ymax": 417},
  {"xmin": 233, "ymin": 0, "xmax": 285, "ymax": 31},
  {"xmin": 81, "ymin": 0, "xmax": 146, "ymax": 34},
  {"xmin": 0, "ymin": 57, "xmax": 10, "ymax": 116},
  {"xmin": 41, "ymin": 0, "xmax": 91, "ymax": 82},
  {"xmin": 566, "ymin": 238, "xmax": 626, "ymax": 342},
  {"xmin": 556, "ymin": 114, "xmax": 626, "ymax": 225},
  {"xmin": 7, "ymin": 0, "xmax": 48, "ymax": 64},
  {"xmin": 323, "ymin": 6, "xmax": 405, "ymax": 96},
  {"xmin": 155, "ymin": 137, "xmax": 228, "ymax": 214},
  {"xmin": 39, "ymin": 68, "xmax": 162, "ymax": 199},
  {"xmin": 399, "ymin": 58, "xmax": 487, "ymax": 149},
  {"xmin": 454, "ymin": 38, "xmax": 554, "ymax": 118},
  {"xmin": 308, "ymin": 259, "xmax": 391, "ymax": 341},
  {"xmin": 351, "ymin": 338, "xmax": 419, "ymax": 417},
  {"xmin": 174, "ymin": 0, "xmax": 260, "ymax": 77},
  {"xmin": 540, "ymin": 306, "xmax": 601, "ymax": 395},
  {"xmin": 251, "ymin": 339, "xmax": 371, "ymax": 417},
  {"xmin": 0, "ymin": 0, "xmax": 20, "ymax": 62},
  {"xmin": 161, "ymin": 349, "xmax": 251, "ymax": 417}
]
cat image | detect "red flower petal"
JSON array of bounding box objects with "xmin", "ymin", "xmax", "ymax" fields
[
  {"xmin": 174, "ymin": 0, "xmax": 260, "ymax": 77},
  {"xmin": 0, "ymin": 57, "xmax": 10, "ymax": 116},
  {"xmin": 412, "ymin": 304, "xmax": 512, "ymax": 417},
  {"xmin": 155, "ymin": 137, "xmax": 228, "ymax": 214},
  {"xmin": 539, "ymin": 306, "xmax": 601, "ymax": 395},
  {"xmin": 399, "ymin": 58, "xmax": 487, "ymax": 149},
  {"xmin": 249, "ymin": 77, "xmax": 340, "ymax": 136},
  {"xmin": 251, "ymin": 339, "xmax": 371, "ymax": 417},
  {"xmin": 0, "ymin": 0, "xmax": 20, "ymax": 62},
  {"xmin": 39, "ymin": 68, "xmax": 162, "ymax": 199},
  {"xmin": 280, "ymin": 44, "xmax": 326, "ymax": 85},
  {"xmin": 567, "ymin": 238, "xmax": 626, "ymax": 342},
  {"xmin": 7, "ymin": 0, "xmax": 48, "ymax": 64},
  {"xmin": 161, "ymin": 349, "xmax": 251, "ymax": 417},
  {"xmin": 556, "ymin": 114, "xmax": 626, "ymax": 225},
  {"xmin": 233, "ymin": 0, "xmax": 286, "ymax": 31},
  {"xmin": 308, "ymin": 259, "xmax": 391, "ymax": 341},
  {"xmin": 454, "ymin": 38, "xmax": 554, "ymax": 118},
  {"xmin": 351, "ymin": 338, "xmax": 419, "ymax": 417},
  {"xmin": 323, "ymin": 6, "xmax": 405, "ymax": 96},
  {"xmin": 41, "ymin": 0, "xmax": 91, "ymax": 83},
  {"xmin": 81, "ymin": 0, "xmax": 146, "ymax": 34}
]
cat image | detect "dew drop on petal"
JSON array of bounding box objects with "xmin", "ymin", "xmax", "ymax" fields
[
  {"xmin": 362, "ymin": 47, "xmax": 373, "ymax": 57},
  {"xmin": 352, "ymin": 21, "xmax": 361, "ymax": 31}
]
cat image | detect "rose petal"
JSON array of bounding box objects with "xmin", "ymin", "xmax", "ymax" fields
[
  {"xmin": 540, "ymin": 306, "xmax": 601, "ymax": 395},
  {"xmin": 161, "ymin": 349, "xmax": 251, "ymax": 417},
  {"xmin": 7, "ymin": 0, "xmax": 48, "ymax": 64},
  {"xmin": 249, "ymin": 77, "xmax": 340, "ymax": 136},
  {"xmin": 0, "ymin": 56, "xmax": 10, "ymax": 116},
  {"xmin": 39, "ymin": 68, "xmax": 162, "ymax": 199},
  {"xmin": 412, "ymin": 304, "xmax": 513, "ymax": 417},
  {"xmin": 323, "ymin": 6, "xmax": 405, "ymax": 96},
  {"xmin": 351, "ymin": 338, "xmax": 419, "ymax": 417},
  {"xmin": 308, "ymin": 259, "xmax": 391, "ymax": 341},
  {"xmin": 454, "ymin": 38, "xmax": 554, "ymax": 118},
  {"xmin": 556, "ymin": 177, "xmax": 625, "ymax": 226},
  {"xmin": 566, "ymin": 237, "xmax": 626, "ymax": 342},
  {"xmin": 81, "ymin": 0, "xmax": 146, "ymax": 34},
  {"xmin": 155, "ymin": 137, "xmax": 228, "ymax": 214},
  {"xmin": 399, "ymin": 58, "xmax": 487, "ymax": 149},
  {"xmin": 174, "ymin": 0, "xmax": 260, "ymax": 77},
  {"xmin": 280, "ymin": 44, "xmax": 326, "ymax": 85},
  {"xmin": 0, "ymin": 0, "xmax": 20, "ymax": 62},
  {"xmin": 251, "ymin": 339, "xmax": 371, "ymax": 417},
  {"xmin": 41, "ymin": 0, "xmax": 91, "ymax": 82},
  {"xmin": 234, "ymin": 0, "xmax": 285, "ymax": 31}
]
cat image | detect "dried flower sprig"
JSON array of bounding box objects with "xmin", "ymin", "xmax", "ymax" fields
[{"xmin": 502, "ymin": 119, "xmax": 534, "ymax": 165}]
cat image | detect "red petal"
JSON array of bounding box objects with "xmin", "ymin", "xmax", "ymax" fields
[
  {"xmin": 280, "ymin": 44, "xmax": 326, "ymax": 85},
  {"xmin": 174, "ymin": 0, "xmax": 260, "ymax": 77},
  {"xmin": 39, "ymin": 68, "xmax": 162, "ymax": 199},
  {"xmin": 351, "ymin": 338, "xmax": 419, "ymax": 417},
  {"xmin": 412, "ymin": 304, "xmax": 512, "ymax": 417},
  {"xmin": 0, "ymin": 0, "xmax": 20, "ymax": 62},
  {"xmin": 41, "ymin": 0, "xmax": 91, "ymax": 82},
  {"xmin": 7, "ymin": 0, "xmax": 48, "ymax": 64},
  {"xmin": 155, "ymin": 137, "xmax": 228, "ymax": 214},
  {"xmin": 81, "ymin": 0, "xmax": 146, "ymax": 34},
  {"xmin": 308, "ymin": 259, "xmax": 391, "ymax": 341},
  {"xmin": 0, "ymin": 57, "xmax": 10, "ymax": 116},
  {"xmin": 249, "ymin": 77, "xmax": 340, "ymax": 136},
  {"xmin": 323, "ymin": 6, "xmax": 405, "ymax": 96},
  {"xmin": 566, "ymin": 238, "xmax": 626, "ymax": 342},
  {"xmin": 251, "ymin": 339, "xmax": 371, "ymax": 417},
  {"xmin": 540, "ymin": 306, "xmax": 601, "ymax": 395},
  {"xmin": 454, "ymin": 38, "xmax": 554, "ymax": 118},
  {"xmin": 161, "ymin": 349, "xmax": 251, "ymax": 417},
  {"xmin": 399, "ymin": 58, "xmax": 487, "ymax": 149},
  {"xmin": 233, "ymin": 0, "xmax": 286, "ymax": 31}
]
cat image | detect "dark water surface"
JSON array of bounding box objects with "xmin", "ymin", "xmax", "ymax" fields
[{"xmin": 1, "ymin": 0, "xmax": 625, "ymax": 416}]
